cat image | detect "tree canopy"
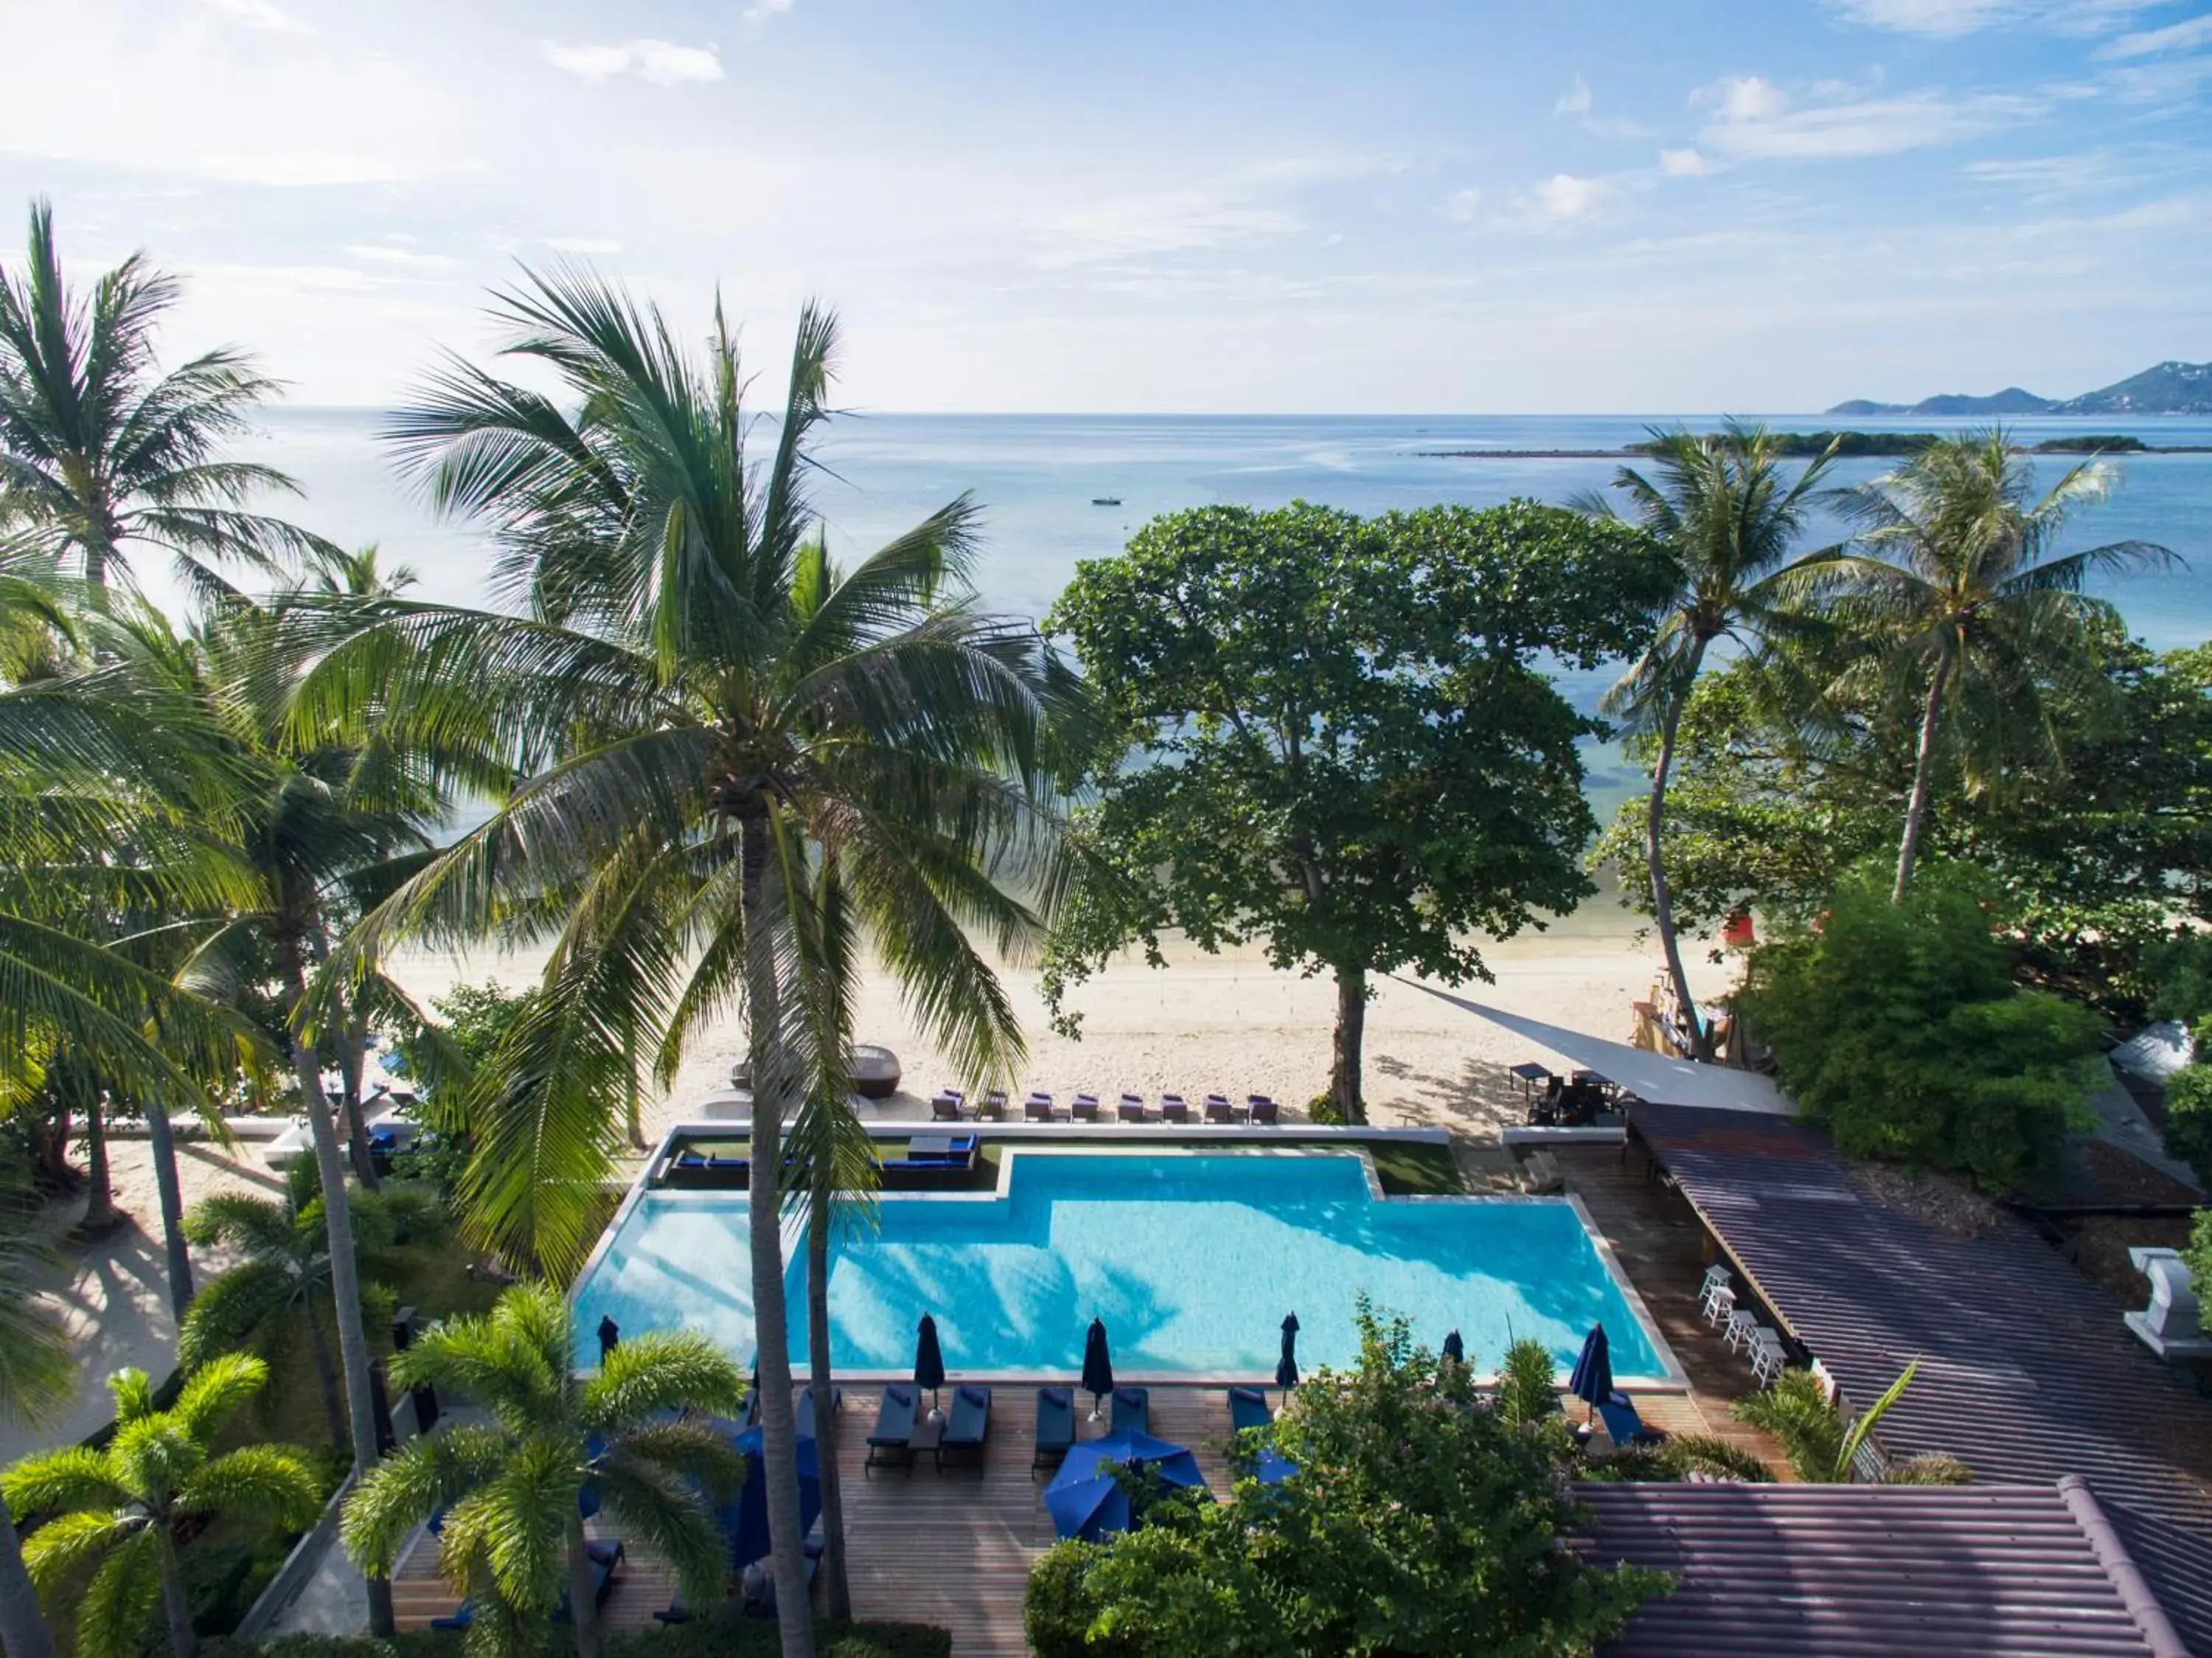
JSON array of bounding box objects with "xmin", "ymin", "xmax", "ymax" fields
[{"xmin": 1042, "ymin": 499, "xmax": 1669, "ymax": 1117}]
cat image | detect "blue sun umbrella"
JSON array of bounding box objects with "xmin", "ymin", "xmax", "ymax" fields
[
  {"xmin": 723, "ymin": 1424, "xmax": 821, "ymax": 1569},
  {"xmin": 1276, "ymin": 1312, "xmax": 1300, "ymax": 1399},
  {"xmin": 914, "ymin": 1313, "xmax": 947, "ymax": 1418},
  {"xmin": 1248, "ymin": 1447, "xmax": 1296, "ymax": 1486},
  {"xmin": 1045, "ymin": 1429, "xmax": 1207, "ymax": 1541},
  {"xmin": 1081, "ymin": 1317, "xmax": 1115, "ymax": 1420},
  {"xmin": 1441, "ymin": 1328, "xmax": 1466, "ymax": 1366},
  {"xmin": 1568, "ymin": 1324, "xmax": 1613, "ymax": 1424}
]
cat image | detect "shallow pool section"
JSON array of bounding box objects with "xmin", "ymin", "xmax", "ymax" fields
[{"xmin": 573, "ymin": 1151, "xmax": 1671, "ymax": 1381}]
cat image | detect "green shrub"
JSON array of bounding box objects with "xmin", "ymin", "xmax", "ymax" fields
[
  {"xmin": 1732, "ymin": 1370, "xmax": 1845, "ymax": 1482},
  {"xmin": 2185, "ymin": 1207, "xmax": 2212, "ymax": 1289},
  {"xmin": 1579, "ymin": 1432, "xmax": 1774, "ymax": 1485},
  {"xmin": 1024, "ymin": 1539, "xmax": 1136, "ymax": 1658},
  {"xmin": 2165, "ymin": 1052, "xmax": 2212, "ymax": 1185},
  {"xmin": 1739, "ymin": 864, "xmax": 2105, "ymax": 1193},
  {"xmin": 1494, "ymin": 1338, "xmax": 1561, "ymax": 1429},
  {"xmin": 1888, "ymin": 1453, "xmax": 1974, "ymax": 1485},
  {"xmin": 215, "ymin": 1620, "xmax": 953, "ymax": 1658}
]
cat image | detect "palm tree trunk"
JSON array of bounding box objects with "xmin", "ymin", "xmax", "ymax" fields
[
  {"xmin": 276, "ymin": 935, "xmax": 396, "ymax": 1637},
  {"xmin": 740, "ymin": 814, "xmax": 816, "ymax": 1658},
  {"xmin": 304, "ymin": 1291, "xmax": 348, "ymax": 1449},
  {"xmin": 1893, "ymin": 647, "xmax": 1954, "ymax": 902},
  {"xmin": 1648, "ymin": 641, "xmax": 1710, "ymax": 1061},
  {"xmin": 334, "ymin": 1020, "xmax": 380, "ymax": 1190},
  {"xmin": 156, "ymin": 1530, "xmax": 196, "ymax": 1658},
  {"xmin": 0, "ymin": 1496, "xmax": 57, "ymax": 1658},
  {"xmin": 1329, "ymin": 967, "xmax": 1367, "ymax": 1124},
  {"xmin": 142, "ymin": 1089, "xmax": 194, "ymax": 1318},
  {"xmin": 805, "ymin": 1185, "xmax": 849, "ymax": 1620},
  {"xmin": 79, "ymin": 1095, "xmax": 119, "ymax": 1232},
  {"xmin": 564, "ymin": 1510, "xmax": 602, "ymax": 1658}
]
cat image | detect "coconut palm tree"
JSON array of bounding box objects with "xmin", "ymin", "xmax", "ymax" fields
[
  {"xmin": 341, "ymin": 1283, "xmax": 746, "ymax": 1658},
  {"xmin": 1, "ymin": 1356, "xmax": 321, "ymax": 1658},
  {"xmin": 0, "ymin": 200, "xmax": 331, "ymax": 597},
  {"xmin": 1573, "ymin": 423, "xmax": 1842, "ymax": 1059},
  {"xmin": 1823, "ymin": 431, "xmax": 2174, "ymax": 899},
  {"xmin": 303, "ymin": 271, "xmax": 1080, "ymax": 1654},
  {"xmin": 179, "ymin": 1162, "xmax": 439, "ymax": 1447},
  {"xmin": 0, "ymin": 1170, "xmax": 74, "ymax": 1658}
]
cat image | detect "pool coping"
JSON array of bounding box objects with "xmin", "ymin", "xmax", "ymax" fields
[{"xmin": 574, "ymin": 1122, "xmax": 1692, "ymax": 1393}]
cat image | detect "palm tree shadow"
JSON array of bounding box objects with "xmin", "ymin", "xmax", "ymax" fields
[{"xmin": 182, "ymin": 1140, "xmax": 288, "ymax": 1194}]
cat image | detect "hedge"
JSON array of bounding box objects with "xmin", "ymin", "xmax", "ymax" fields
[{"xmin": 212, "ymin": 1617, "xmax": 952, "ymax": 1658}]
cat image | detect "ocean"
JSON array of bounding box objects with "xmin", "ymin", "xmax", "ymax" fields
[{"xmin": 229, "ymin": 409, "xmax": 2212, "ymax": 820}]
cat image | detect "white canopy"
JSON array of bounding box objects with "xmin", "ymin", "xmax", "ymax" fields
[{"xmin": 1397, "ymin": 978, "xmax": 1799, "ymax": 1117}]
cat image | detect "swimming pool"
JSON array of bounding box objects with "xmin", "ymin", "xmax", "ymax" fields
[{"xmin": 571, "ymin": 1150, "xmax": 1677, "ymax": 1382}]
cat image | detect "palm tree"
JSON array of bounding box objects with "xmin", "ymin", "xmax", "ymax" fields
[
  {"xmin": 1574, "ymin": 423, "xmax": 1842, "ymax": 1059},
  {"xmin": 341, "ymin": 1283, "xmax": 746, "ymax": 1658},
  {"xmin": 1, "ymin": 1356, "xmax": 321, "ymax": 1658},
  {"xmin": 179, "ymin": 1162, "xmax": 438, "ymax": 1447},
  {"xmin": 0, "ymin": 1170, "xmax": 74, "ymax": 1658},
  {"xmin": 0, "ymin": 200, "xmax": 331, "ymax": 596},
  {"xmin": 305, "ymin": 271, "xmax": 1080, "ymax": 1653},
  {"xmin": 1824, "ymin": 431, "xmax": 2174, "ymax": 899}
]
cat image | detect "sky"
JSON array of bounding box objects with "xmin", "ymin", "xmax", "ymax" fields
[{"xmin": 0, "ymin": 0, "xmax": 2208, "ymax": 413}]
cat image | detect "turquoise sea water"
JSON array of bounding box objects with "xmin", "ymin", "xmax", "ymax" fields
[
  {"xmin": 240, "ymin": 409, "xmax": 2212, "ymax": 822},
  {"xmin": 570, "ymin": 1150, "xmax": 1672, "ymax": 1382}
]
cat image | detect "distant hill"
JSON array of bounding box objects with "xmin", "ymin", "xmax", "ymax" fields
[{"xmin": 1828, "ymin": 360, "xmax": 2212, "ymax": 418}]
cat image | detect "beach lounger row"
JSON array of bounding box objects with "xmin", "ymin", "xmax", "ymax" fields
[
  {"xmin": 933, "ymin": 1089, "xmax": 1281, "ymax": 1125},
  {"xmin": 863, "ymin": 1381, "xmax": 994, "ymax": 1474}
]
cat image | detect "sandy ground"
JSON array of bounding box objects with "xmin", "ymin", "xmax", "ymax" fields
[{"xmin": 10, "ymin": 897, "xmax": 1740, "ymax": 1466}]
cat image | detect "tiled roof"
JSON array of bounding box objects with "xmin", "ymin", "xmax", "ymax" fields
[
  {"xmin": 1632, "ymin": 1102, "xmax": 2212, "ymax": 1655},
  {"xmin": 1585, "ymin": 1480, "xmax": 2185, "ymax": 1657}
]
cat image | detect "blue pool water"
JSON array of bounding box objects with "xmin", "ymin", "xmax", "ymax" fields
[{"xmin": 572, "ymin": 1151, "xmax": 1672, "ymax": 1382}]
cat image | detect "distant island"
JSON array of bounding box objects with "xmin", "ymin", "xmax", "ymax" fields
[
  {"xmin": 1829, "ymin": 358, "xmax": 2212, "ymax": 417},
  {"xmin": 1421, "ymin": 431, "xmax": 2194, "ymax": 462}
]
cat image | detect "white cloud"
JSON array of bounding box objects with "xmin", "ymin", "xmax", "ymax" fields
[
  {"xmin": 742, "ymin": 0, "xmax": 796, "ymax": 19},
  {"xmin": 546, "ymin": 236, "xmax": 622, "ymax": 254},
  {"xmin": 1032, "ymin": 188, "xmax": 1300, "ymax": 266},
  {"xmin": 344, "ymin": 243, "xmax": 459, "ymax": 271},
  {"xmin": 198, "ymin": 0, "xmax": 308, "ymax": 33},
  {"xmin": 1659, "ymin": 147, "xmax": 1712, "ymax": 176},
  {"xmin": 1552, "ymin": 72, "xmax": 1648, "ymax": 138},
  {"xmin": 1823, "ymin": 0, "xmax": 2166, "ymax": 35},
  {"xmin": 1698, "ymin": 74, "xmax": 1790, "ymax": 122},
  {"xmin": 1555, "ymin": 74, "xmax": 1593, "ymax": 117},
  {"xmin": 1441, "ymin": 187, "xmax": 1484, "ymax": 222},
  {"xmin": 1698, "ymin": 77, "xmax": 2040, "ymax": 160},
  {"xmin": 1533, "ymin": 173, "xmax": 1611, "ymax": 219},
  {"xmin": 540, "ymin": 39, "xmax": 725, "ymax": 86},
  {"xmin": 2098, "ymin": 13, "xmax": 2212, "ymax": 57}
]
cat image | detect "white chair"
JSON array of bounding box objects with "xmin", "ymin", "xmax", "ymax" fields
[
  {"xmin": 1749, "ymin": 1331, "xmax": 1787, "ymax": 1387},
  {"xmin": 1704, "ymin": 1285, "xmax": 1737, "ymax": 1330},
  {"xmin": 1698, "ymin": 1269, "xmax": 1733, "ymax": 1321},
  {"xmin": 1725, "ymin": 1308, "xmax": 1760, "ymax": 1353}
]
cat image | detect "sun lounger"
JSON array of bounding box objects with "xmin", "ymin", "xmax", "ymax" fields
[
  {"xmin": 1023, "ymin": 1094, "xmax": 1053, "ymax": 1123},
  {"xmin": 1117, "ymin": 1094, "xmax": 1147, "ymax": 1123},
  {"xmin": 1112, "ymin": 1386, "xmax": 1150, "ymax": 1436},
  {"xmin": 1203, "ymin": 1095, "xmax": 1234, "ymax": 1125},
  {"xmin": 864, "ymin": 1383, "xmax": 919, "ymax": 1474},
  {"xmin": 1227, "ymin": 1384, "xmax": 1271, "ymax": 1434},
  {"xmin": 796, "ymin": 1384, "xmax": 842, "ymax": 1439},
  {"xmin": 1071, "ymin": 1094, "xmax": 1101, "ymax": 1123},
  {"xmin": 1596, "ymin": 1391, "xmax": 1666, "ymax": 1448},
  {"xmin": 978, "ymin": 1089, "xmax": 1007, "ymax": 1121},
  {"xmin": 938, "ymin": 1384, "xmax": 992, "ymax": 1470},
  {"xmin": 1033, "ymin": 1385, "xmax": 1074, "ymax": 1475},
  {"xmin": 1160, "ymin": 1095, "xmax": 1189, "ymax": 1123},
  {"xmin": 930, "ymin": 1090, "xmax": 965, "ymax": 1121},
  {"xmin": 1247, "ymin": 1096, "xmax": 1279, "ymax": 1125}
]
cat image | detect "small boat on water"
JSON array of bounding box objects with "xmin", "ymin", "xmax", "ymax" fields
[{"xmin": 1091, "ymin": 496, "xmax": 1121, "ymax": 506}]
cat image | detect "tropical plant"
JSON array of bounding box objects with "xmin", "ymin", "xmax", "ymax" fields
[
  {"xmin": 0, "ymin": 199, "xmax": 330, "ymax": 596},
  {"xmin": 302, "ymin": 273, "xmax": 1081, "ymax": 1651},
  {"xmin": 0, "ymin": 1164, "xmax": 74, "ymax": 1658},
  {"xmin": 1023, "ymin": 1308, "xmax": 1665, "ymax": 1657},
  {"xmin": 180, "ymin": 1162, "xmax": 442, "ymax": 1446},
  {"xmin": 1578, "ymin": 1432, "xmax": 1774, "ymax": 1484},
  {"xmin": 1573, "ymin": 423, "xmax": 1841, "ymax": 1056},
  {"xmin": 1738, "ymin": 864, "xmax": 2105, "ymax": 1192},
  {"xmin": 1492, "ymin": 1336, "xmax": 1562, "ymax": 1429},
  {"xmin": 1042, "ymin": 499, "xmax": 1669, "ymax": 1119},
  {"xmin": 340, "ymin": 1283, "xmax": 747, "ymax": 1658},
  {"xmin": 1823, "ymin": 430, "xmax": 2173, "ymax": 899},
  {"xmin": 2, "ymin": 1356, "xmax": 321, "ymax": 1658},
  {"xmin": 1732, "ymin": 1360, "xmax": 1951, "ymax": 1484}
]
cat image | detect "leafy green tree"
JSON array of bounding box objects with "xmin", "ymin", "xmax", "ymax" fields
[
  {"xmin": 1024, "ymin": 1308, "xmax": 1664, "ymax": 1657},
  {"xmin": 2183, "ymin": 1207, "xmax": 2212, "ymax": 1292},
  {"xmin": 303, "ymin": 274, "xmax": 1079, "ymax": 1654},
  {"xmin": 1731, "ymin": 1361, "xmax": 1964, "ymax": 1484},
  {"xmin": 2, "ymin": 1356, "xmax": 321, "ymax": 1658},
  {"xmin": 341, "ymin": 1283, "xmax": 745, "ymax": 1658},
  {"xmin": 0, "ymin": 1166, "xmax": 73, "ymax": 1658},
  {"xmin": 0, "ymin": 200, "xmax": 329, "ymax": 595},
  {"xmin": 180, "ymin": 1162, "xmax": 442, "ymax": 1447},
  {"xmin": 1043, "ymin": 500, "xmax": 1668, "ymax": 1119},
  {"xmin": 1823, "ymin": 431, "xmax": 2173, "ymax": 899},
  {"xmin": 1572, "ymin": 423, "xmax": 1840, "ymax": 1058},
  {"xmin": 1737, "ymin": 864, "xmax": 2106, "ymax": 1192}
]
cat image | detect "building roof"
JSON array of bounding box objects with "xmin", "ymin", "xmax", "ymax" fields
[
  {"xmin": 1631, "ymin": 1101, "xmax": 2212, "ymax": 1654},
  {"xmin": 1585, "ymin": 1480, "xmax": 2186, "ymax": 1658}
]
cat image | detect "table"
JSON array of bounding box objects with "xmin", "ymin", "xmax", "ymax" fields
[
  {"xmin": 1509, "ymin": 1061, "xmax": 1554, "ymax": 1106},
  {"xmin": 911, "ymin": 1411, "xmax": 945, "ymax": 1471}
]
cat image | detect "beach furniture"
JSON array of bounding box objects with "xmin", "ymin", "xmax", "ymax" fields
[
  {"xmin": 1033, "ymin": 1385, "xmax": 1075, "ymax": 1474},
  {"xmin": 1703, "ymin": 1283, "xmax": 1737, "ymax": 1329},
  {"xmin": 1112, "ymin": 1385, "xmax": 1150, "ymax": 1436},
  {"xmin": 939, "ymin": 1384, "xmax": 992, "ymax": 1470},
  {"xmin": 1724, "ymin": 1308, "xmax": 1761, "ymax": 1353},
  {"xmin": 796, "ymin": 1384, "xmax": 841, "ymax": 1439},
  {"xmin": 978, "ymin": 1089, "xmax": 1007, "ymax": 1121},
  {"xmin": 1596, "ymin": 1391, "xmax": 1667, "ymax": 1448},
  {"xmin": 1227, "ymin": 1385, "xmax": 1272, "ymax": 1433},
  {"xmin": 1748, "ymin": 1328, "xmax": 1788, "ymax": 1387},
  {"xmin": 1071, "ymin": 1094, "xmax": 1102, "ymax": 1123},
  {"xmin": 1117, "ymin": 1093, "xmax": 1147, "ymax": 1123},
  {"xmin": 864, "ymin": 1383, "xmax": 919, "ymax": 1474},
  {"xmin": 1203, "ymin": 1095, "xmax": 1234, "ymax": 1125},
  {"xmin": 1248, "ymin": 1095, "xmax": 1279, "ymax": 1125},
  {"xmin": 1160, "ymin": 1095, "xmax": 1190, "ymax": 1123},
  {"xmin": 1698, "ymin": 1263, "xmax": 1732, "ymax": 1318},
  {"xmin": 930, "ymin": 1089, "xmax": 964, "ymax": 1122},
  {"xmin": 1022, "ymin": 1093, "xmax": 1053, "ymax": 1123}
]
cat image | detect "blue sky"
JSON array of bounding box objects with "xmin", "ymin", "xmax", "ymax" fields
[{"xmin": 0, "ymin": 0, "xmax": 2206, "ymax": 412}]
